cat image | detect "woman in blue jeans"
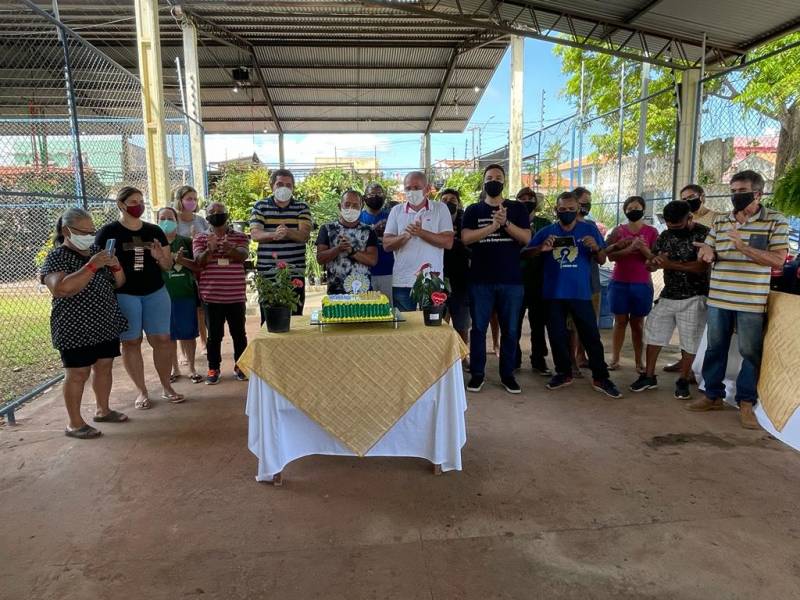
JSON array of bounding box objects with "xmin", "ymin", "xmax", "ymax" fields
[{"xmin": 96, "ymin": 187, "xmax": 184, "ymax": 409}]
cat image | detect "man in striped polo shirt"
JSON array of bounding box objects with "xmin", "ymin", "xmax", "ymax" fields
[
  {"xmin": 249, "ymin": 169, "xmax": 312, "ymax": 316},
  {"xmin": 690, "ymin": 170, "xmax": 789, "ymax": 429}
]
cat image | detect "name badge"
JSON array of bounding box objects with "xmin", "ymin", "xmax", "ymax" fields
[{"xmin": 218, "ymin": 258, "xmax": 230, "ymax": 266}]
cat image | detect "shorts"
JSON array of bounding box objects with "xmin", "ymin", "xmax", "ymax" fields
[
  {"xmin": 117, "ymin": 287, "xmax": 172, "ymax": 341},
  {"xmin": 447, "ymin": 287, "xmax": 471, "ymax": 332},
  {"xmin": 567, "ymin": 292, "xmax": 600, "ymax": 331},
  {"xmin": 608, "ymin": 280, "xmax": 654, "ymax": 317},
  {"xmin": 170, "ymin": 297, "xmax": 199, "ymax": 341},
  {"xmin": 60, "ymin": 338, "xmax": 121, "ymax": 369},
  {"xmin": 645, "ymin": 296, "xmax": 707, "ymax": 354}
]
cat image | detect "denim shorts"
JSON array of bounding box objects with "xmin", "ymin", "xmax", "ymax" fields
[
  {"xmin": 608, "ymin": 280, "xmax": 653, "ymax": 317},
  {"xmin": 170, "ymin": 297, "xmax": 199, "ymax": 341},
  {"xmin": 117, "ymin": 287, "xmax": 172, "ymax": 341}
]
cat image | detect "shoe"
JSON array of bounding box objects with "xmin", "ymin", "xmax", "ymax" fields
[
  {"xmin": 531, "ymin": 362, "xmax": 553, "ymax": 377},
  {"xmin": 663, "ymin": 360, "xmax": 681, "ymax": 373},
  {"xmin": 546, "ymin": 374, "xmax": 573, "ymax": 390},
  {"xmin": 234, "ymin": 367, "xmax": 248, "ymax": 382},
  {"xmin": 685, "ymin": 397, "xmax": 724, "ymax": 411},
  {"xmin": 630, "ymin": 374, "xmax": 658, "ymax": 392},
  {"xmin": 501, "ymin": 376, "xmax": 521, "ymax": 394},
  {"xmin": 593, "ymin": 379, "xmax": 622, "ymax": 399},
  {"xmin": 205, "ymin": 369, "xmax": 220, "ymax": 385},
  {"xmin": 466, "ymin": 375, "xmax": 485, "ymax": 392},
  {"xmin": 739, "ymin": 401, "xmax": 760, "ymax": 430},
  {"xmin": 674, "ymin": 378, "xmax": 691, "ymax": 400}
]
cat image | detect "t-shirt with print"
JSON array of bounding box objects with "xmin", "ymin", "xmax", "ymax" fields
[
  {"xmin": 529, "ymin": 221, "xmax": 606, "ymax": 301},
  {"xmin": 176, "ymin": 213, "xmax": 209, "ymax": 239},
  {"xmin": 192, "ymin": 229, "xmax": 249, "ymax": 304},
  {"xmin": 654, "ymin": 224, "xmax": 710, "ymax": 300},
  {"xmin": 40, "ymin": 245, "xmax": 128, "ymax": 350},
  {"xmin": 249, "ymin": 196, "xmax": 312, "ymax": 279},
  {"xmin": 359, "ymin": 208, "xmax": 394, "ymax": 277},
  {"xmin": 316, "ymin": 221, "xmax": 378, "ymax": 294},
  {"xmin": 462, "ymin": 200, "xmax": 530, "ymax": 285},
  {"xmin": 96, "ymin": 221, "xmax": 168, "ymax": 296},
  {"xmin": 162, "ymin": 235, "xmax": 196, "ymax": 299},
  {"xmin": 384, "ymin": 200, "xmax": 454, "ymax": 288}
]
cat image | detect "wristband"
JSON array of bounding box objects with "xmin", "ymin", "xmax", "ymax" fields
[
  {"xmin": 110, "ymin": 265, "xmax": 123, "ymax": 273},
  {"xmin": 85, "ymin": 263, "xmax": 98, "ymax": 274}
]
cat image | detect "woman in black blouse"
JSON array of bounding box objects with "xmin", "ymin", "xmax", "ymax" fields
[{"xmin": 41, "ymin": 208, "xmax": 129, "ymax": 439}]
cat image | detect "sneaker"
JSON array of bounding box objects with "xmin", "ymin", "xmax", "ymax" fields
[
  {"xmin": 739, "ymin": 401, "xmax": 760, "ymax": 430},
  {"xmin": 593, "ymin": 379, "xmax": 623, "ymax": 399},
  {"xmin": 630, "ymin": 374, "xmax": 658, "ymax": 393},
  {"xmin": 546, "ymin": 374, "xmax": 573, "ymax": 390},
  {"xmin": 685, "ymin": 397, "xmax": 724, "ymax": 411},
  {"xmin": 234, "ymin": 367, "xmax": 248, "ymax": 382},
  {"xmin": 205, "ymin": 369, "xmax": 220, "ymax": 385},
  {"xmin": 466, "ymin": 375, "xmax": 485, "ymax": 392},
  {"xmin": 531, "ymin": 362, "xmax": 553, "ymax": 377},
  {"xmin": 674, "ymin": 378, "xmax": 691, "ymax": 400},
  {"xmin": 501, "ymin": 376, "xmax": 521, "ymax": 394}
]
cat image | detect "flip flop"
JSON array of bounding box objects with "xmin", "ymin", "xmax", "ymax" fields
[
  {"xmin": 134, "ymin": 396, "xmax": 152, "ymax": 410},
  {"xmin": 161, "ymin": 392, "xmax": 186, "ymax": 404},
  {"xmin": 65, "ymin": 425, "xmax": 102, "ymax": 439},
  {"xmin": 189, "ymin": 373, "xmax": 204, "ymax": 384},
  {"xmin": 169, "ymin": 373, "xmax": 181, "ymax": 383},
  {"xmin": 607, "ymin": 362, "xmax": 620, "ymax": 371},
  {"xmin": 93, "ymin": 410, "xmax": 128, "ymax": 423}
]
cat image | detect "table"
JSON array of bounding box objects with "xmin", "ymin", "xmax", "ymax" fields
[{"xmin": 238, "ymin": 312, "xmax": 469, "ymax": 482}]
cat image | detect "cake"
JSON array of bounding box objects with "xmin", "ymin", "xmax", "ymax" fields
[{"xmin": 320, "ymin": 292, "xmax": 394, "ymax": 323}]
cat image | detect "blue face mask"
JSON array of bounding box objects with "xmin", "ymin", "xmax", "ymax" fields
[
  {"xmin": 557, "ymin": 211, "xmax": 577, "ymax": 226},
  {"xmin": 158, "ymin": 219, "xmax": 177, "ymax": 235}
]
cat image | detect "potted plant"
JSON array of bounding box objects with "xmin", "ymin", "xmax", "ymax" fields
[
  {"xmin": 410, "ymin": 263, "xmax": 450, "ymax": 326},
  {"xmin": 251, "ymin": 258, "xmax": 303, "ymax": 333}
]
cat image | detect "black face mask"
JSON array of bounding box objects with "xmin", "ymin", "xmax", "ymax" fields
[
  {"xmin": 364, "ymin": 195, "xmax": 385, "ymax": 210},
  {"xmin": 524, "ymin": 202, "xmax": 536, "ymax": 215},
  {"xmin": 731, "ymin": 192, "xmax": 755, "ymax": 213},
  {"xmin": 446, "ymin": 202, "xmax": 458, "ymax": 215},
  {"xmin": 207, "ymin": 213, "xmax": 228, "ymax": 227},
  {"xmin": 626, "ymin": 209, "xmax": 644, "ymax": 222},
  {"xmin": 686, "ymin": 197, "xmax": 702, "ymax": 212},
  {"xmin": 579, "ymin": 204, "xmax": 591, "ymax": 216},
  {"xmin": 484, "ymin": 180, "xmax": 504, "ymax": 198},
  {"xmin": 557, "ymin": 211, "xmax": 577, "ymax": 226}
]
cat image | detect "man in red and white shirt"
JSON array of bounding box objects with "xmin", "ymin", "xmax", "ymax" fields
[{"xmin": 193, "ymin": 202, "xmax": 250, "ymax": 384}]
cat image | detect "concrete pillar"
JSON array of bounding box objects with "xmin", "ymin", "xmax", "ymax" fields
[
  {"xmin": 635, "ymin": 62, "xmax": 651, "ymax": 220},
  {"xmin": 673, "ymin": 68, "xmax": 701, "ymax": 199},
  {"xmin": 424, "ymin": 132, "xmax": 432, "ymax": 177},
  {"xmin": 180, "ymin": 16, "xmax": 207, "ymax": 197},
  {"xmin": 134, "ymin": 0, "xmax": 170, "ymax": 209},
  {"xmin": 508, "ymin": 36, "xmax": 524, "ymax": 195},
  {"xmin": 278, "ymin": 133, "xmax": 285, "ymax": 168}
]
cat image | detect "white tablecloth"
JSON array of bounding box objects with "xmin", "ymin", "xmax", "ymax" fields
[{"xmin": 245, "ymin": 363, "xmax": 468, "ymax": 481}]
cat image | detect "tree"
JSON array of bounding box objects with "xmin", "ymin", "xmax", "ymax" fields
[{"xmin": 440, "ymin": 169, "xmax": 483, "ymax": 206}]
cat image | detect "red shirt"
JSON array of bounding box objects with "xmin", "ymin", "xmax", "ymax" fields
[{"xmin": 193, "ymin": 230, "xmax": 249, "ymax": 303}]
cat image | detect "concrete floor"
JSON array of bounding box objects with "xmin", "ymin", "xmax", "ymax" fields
[{"xmin": 2, "ymin": 291, "xmax": 800, "ymax": 600}]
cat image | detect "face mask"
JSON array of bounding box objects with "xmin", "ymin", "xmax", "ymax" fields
[
  {"xmin": 446, "ymin": 202, "xmax": 458, "ymax": 216},
  {"xmin": 405, "ymin": 189, "xmax": 425, "ymax": 206},
  {"xmin": 67, "ymin": 228, "xmax": 94, "ymax": 251},
  {"xmin": 626, "ymin": 209, "xmax": 644, "ymax": 222},
  {"xmin": 483, "ymin": 180, "xmax": 504, "ymax": 198},
  {"xmin": 123, "ymin": 203, "xmax": 145, "ymax": 219},
  {"xmin": 731, "ymin": 191, "xmax": 755, "ymax": 213},
  {"xmin": 340, "ymin": 208, "xmax": 361, "ymax": 223},
  {"xmin": 273, "ymin": 187, "xmax": 293, "ymax": 203},
  {"xmin": 579, "ymin": 204, "xmax": 591, "ymax": 216},
  {"xmin": 181, "ymin": 199, "xmax": 197, "ymax": 212},
  {"xmin": 207, "ymin": 213, "xmax": 228, "ymax": 227},
  {"xmin": 686, "ymin": 197, "xmax": 702, "ymax": 212},
  {"xmin": 364, "ymin": 195, "xmax": 384, "ymax": 210},
  {"xmin": 557, "ymin": 211, "xmax": 577, "ymax": 226},
  {"xmin": 158, "ymin": 219, "xmax": 177, "ymax": 235}
]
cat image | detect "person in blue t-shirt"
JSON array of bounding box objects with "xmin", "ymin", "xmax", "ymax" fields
[
  {"xmin": 462, "ymin": 164, "xmax": 531, "ymax": 395},
  {"xmin": 525, "ymin": 191, "xmax": 622, "ymax": 398},
  {"xmin": 359, "ymin": 182, "xmax": 394, "ymax": 304}
]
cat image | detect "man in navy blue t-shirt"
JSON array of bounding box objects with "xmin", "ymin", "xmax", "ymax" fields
[
  {"xmin": 525, "ymin": 191, "xmax": 621, "ymax": 398},
  {"xmin": 462, "ymin": 164, "xmax": 531, "ymax": 394}
]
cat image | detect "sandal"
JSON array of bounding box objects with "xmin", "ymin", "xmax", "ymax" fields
[
  {"xmin": 135, "ymin": 396, "xmax": 152, "ymax": 410},
  {"xmin": 169, "ymin": 373, "xmax": 181, "ymax": 383},
  {"xmin": 93, "ymin": 410, "xmax": 128, "ymax": 423},
  {"xmin": 189, "ymin": 373, "xmax": 204, "ymax": 384},
  {"xmin": 161, "ymin": 392, "xmax": 185, "ymax": 404},
  {"xmin": 65, "ymin": 425, "xmax": 102, "ymax": 439},
  {"xmin": 607, "ymin": 362, "xmax": 620, "ymax": 371}
]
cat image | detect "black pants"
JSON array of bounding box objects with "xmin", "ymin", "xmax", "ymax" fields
[
  {"xmin": 516, "ymin": 285, "xmax": 550, "ymax": 368},
  {"xmin": 546, "ymin": 299, "xmax": 609, "ymax": 381},
  {"xmin": 258, "ymin": 278, "xmax": 305, "ymax": 323},
  {"xmin": 204, "ymin": 302, "xmax": 248, "ymax": 371}
]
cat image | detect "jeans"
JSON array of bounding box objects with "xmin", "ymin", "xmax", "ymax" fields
[
  {"xmin": 469, "ymin": 283, "xmax": 525, "ymax": 379},
  {"xmin": 392, "ymin": 287, "xmax": 418, "ymax": 312},
  {"xmin": 516, "ymin": 284, "xmax": 549, "ymax": 368},
  {"xmin": 204, "ymin": 302, "xmax": 248, "ymax": 371},
  {"xmin": 547, "ymin": 299, "xmax": 609, "ymax": 381},
  {"xmin": 258, "ymin": 276, "xmax": 305, "ymax": 323},
  {"xmin": 701, "ymin": 306, "xmax": 765, "ymax": 404}
]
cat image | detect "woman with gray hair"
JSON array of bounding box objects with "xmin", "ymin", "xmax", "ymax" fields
[{"xmin": 40, "ymin": 207, "xmax": 129, "ymax": 439}]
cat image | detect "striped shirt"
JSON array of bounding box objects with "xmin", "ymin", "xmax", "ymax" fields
[
  {"xmin": 193, "ymin": 230, "xmax": 249, "ymax": 304},
  {"xmin": 705, "ymin": 206, "xmax": 789, "ymax": 313},
  {"xmin": 249, "ymin": 196, "xmax": 312, "ymax": 278}
]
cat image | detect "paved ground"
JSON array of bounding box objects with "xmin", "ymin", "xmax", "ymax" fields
[{"xmin": 2, "ymin": 291, "xmax": 800, "ymax": 600}]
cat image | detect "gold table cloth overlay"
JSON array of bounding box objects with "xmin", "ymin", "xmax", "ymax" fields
[
  {"xmin": 758, "ymin": 292, "xmax": 800, "ymax": 432},
  {"xmin": 237, "ymin": 312, "xmax": 469, "ymax": 456}
]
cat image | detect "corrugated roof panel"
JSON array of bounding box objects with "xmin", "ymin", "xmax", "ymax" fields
[
  {"xmin": 254, "ymin": 46, "xmax": 455, "ymax": 68},
  {"xmin": 260, "ymin": 68, "xmax": 447, "ymax": 87},
  {"xmin": 275, "ymin": 105, "xmax": 433, "ymax": 121}
]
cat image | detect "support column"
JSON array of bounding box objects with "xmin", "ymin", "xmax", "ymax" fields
[
  {"xmin": 673, "ymin": 68, "xmax": 701, "ymax": 199},
  {"xmin": 278, "ymin": 132, "xmax": 285, "ymax": 168},
  {"xmin": 635, "ymin": 62, "xmax": 651, "ymax": 219},
  {"xmin": 181, "ymin": 16, "xmax": 207, "ymax": 197},
  {"xmin": 134, "ymin": 0, "xmax": 170, "ymax": 209},
  {"xmin": 508, "ymin": 36, "xmax": 524, "ymax": 194},
  {"xmin": 424, "ymin": 132, "xmax": 432, "ymax": 177}
]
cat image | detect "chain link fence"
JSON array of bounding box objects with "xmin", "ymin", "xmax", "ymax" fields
[{"xmin": 0, "ymin": 1, "xmax": 200, "ymax": 413}]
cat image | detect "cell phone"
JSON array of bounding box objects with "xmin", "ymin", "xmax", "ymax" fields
[
  {"xmin": 553, "ymin": 236, "xmax": 575, "ymax": 248},
  {"xmin": 105, "ymin": 238, "xmax": 116, "ymax": 256}
]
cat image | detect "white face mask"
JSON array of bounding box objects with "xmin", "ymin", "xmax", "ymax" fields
[
  {"xmin": 67, "ymin": 228, "xmax": 94, "ymax": 251},
  {"xmin": 405, "ymin": 189, "xmax": 425, "ymax": 206},
  {"xmin": 273, "ymin": 186, "xmax": 292, "ymax": 203},
  {"xmin": 340, "ymin": 207, "xmax": 361, "ymax": 223}
]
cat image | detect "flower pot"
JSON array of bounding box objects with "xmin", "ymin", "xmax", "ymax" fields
[
  {"xmin": 423, "ymin": 304, "xmax": 447, "ymax": 326},
  {"xmin": 263, "ymin": 305, "xmax": 291, "ymax": 333}
]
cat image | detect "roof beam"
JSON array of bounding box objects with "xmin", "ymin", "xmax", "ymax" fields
[{"xmin": 426, "ymin": 47, "xmax": 460, "ymax": 135}]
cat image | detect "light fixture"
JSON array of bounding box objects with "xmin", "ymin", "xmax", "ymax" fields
[
  {"xmin": 439, "ymin": 129, "xmax": 444, "ymax": 133},
  {"xmin": 232, "ymin": 85, "xmax": 240, "ymax": 93},
  {"xmin": 263, "ymin": 129, "xmax": 268, "ymax": 133},
  {"xmin": 473, "ymin": 86, "xmax": 481, "ymax": 93}
]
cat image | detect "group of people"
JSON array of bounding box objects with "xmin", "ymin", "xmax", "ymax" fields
[{"xmin": 43, "ymin": 163, "xmax": 788, "ymax": 438}]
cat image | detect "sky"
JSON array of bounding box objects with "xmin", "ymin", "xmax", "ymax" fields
[{"xmin": 204, "ymin": 39, "xmax": 575, "ymax": 175}]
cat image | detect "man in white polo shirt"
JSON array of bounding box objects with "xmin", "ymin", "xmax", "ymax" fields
[{"xmin": 384, "ymin": 171, "xmax": 454, "ymax": 311}]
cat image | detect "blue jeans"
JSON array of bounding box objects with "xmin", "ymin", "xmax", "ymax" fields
[
  {"xmin": 392, "ymin": 287, "xmax": 418, "ymax": 312},
  {"xmin": 469, "ymin": 283, "xmax": 525, "ymax": 379},
  {"xmin": 702, "ymin": 306, "xmax": 765, "ymax": 404},
  {"xmin": 547, "ymin": 299, "xmax": 609, "ymax": 381}
]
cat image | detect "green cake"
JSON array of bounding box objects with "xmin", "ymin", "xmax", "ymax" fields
[{"xmin": 320, "ymin": 292, "xmax": 393, "ymax": 323}]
